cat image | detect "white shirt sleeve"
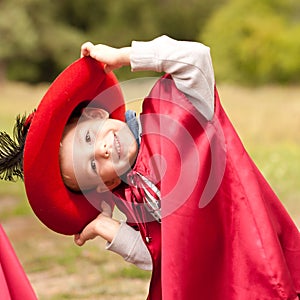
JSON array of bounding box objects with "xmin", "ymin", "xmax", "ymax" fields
[
  {"xmin": 130, "ymin": 35, "xmax": 215, "ymax": 120},
  {"xmin": 106, "ymin": 221, "xmax": 153, "ymax": 271}
]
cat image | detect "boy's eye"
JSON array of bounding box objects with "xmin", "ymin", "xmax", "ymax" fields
[
  {"xmin": 86, "ymin": 130, "xmax": 91, "ymax": 143},
  {"xmin": 91, "ymin": 159, "xmax": 97, "ymax": 173}
]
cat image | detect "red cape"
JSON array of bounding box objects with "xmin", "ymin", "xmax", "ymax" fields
[
  {"xmin": 114, "ymin": 76, "xmax": 300, "ymax": 299},
  {"xmin": 0, "ymin": 224, "xmax": 37, "ymax": 299}
]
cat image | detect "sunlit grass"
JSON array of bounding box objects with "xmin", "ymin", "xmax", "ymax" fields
[
  {"xmin": 250, "ymin": 143, "xmax": 300, "ymax": 221},
  {"xmin": 112, "ymin": 265, "xmax": 151, "ymax": 280}
]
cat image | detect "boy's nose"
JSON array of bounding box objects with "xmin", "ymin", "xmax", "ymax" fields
[{"xmin": 94, "ymin": 140, "xmax": 110, "ymax": 159}]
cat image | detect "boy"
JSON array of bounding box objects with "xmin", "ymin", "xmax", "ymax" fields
[
  {"xmin": 1, "ymin": 36, "xmax": 299, "ymax": 299},
  {"xmin": 62, "ymin": 36, "xmax": 300, "ymax": 299}
]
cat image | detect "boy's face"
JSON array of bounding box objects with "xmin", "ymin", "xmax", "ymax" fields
[{"xmin": 60, "ymin": 109, "xmax": 138, "ymax": 192}]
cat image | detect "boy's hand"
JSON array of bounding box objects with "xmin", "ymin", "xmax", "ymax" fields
[
  {"xmin": 80, "ymin": 42, "xmax": 131, "ymax": 73},
  {"xmin": 74, "ymin": 201, "xmax": 120, "ymax": 246}
]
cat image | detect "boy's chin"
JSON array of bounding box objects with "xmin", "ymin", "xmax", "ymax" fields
[{"xmin": 96, "ymin": 177, "xmax": 122, "ymax": 193}]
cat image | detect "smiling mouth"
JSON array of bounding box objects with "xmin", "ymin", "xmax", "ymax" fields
[{"xmin": 114, "ymin": 133, "xmax": 121, "ymax": 159}]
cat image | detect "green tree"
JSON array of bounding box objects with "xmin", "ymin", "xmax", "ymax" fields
[
  {"xmin": 0, "ymin": 0, "xmax": 84, "ymax": 82},
  {"xmin": 60, "ymin": 0, "xmax": 227, "ymax": 80},
  {"xmin": 0, "ymin": 0, "xmax": 226, "ymax": 82},
  {"xmin": 0, "ymin": 0, "xmax": 38, "ymax": 81},
  {"xmin": 56, "ymin": 0, "xmax": 226, "ymax": 45},
  {"xmin": 201, "ymin": 0, "xmax": 300, "ymax": 84}
]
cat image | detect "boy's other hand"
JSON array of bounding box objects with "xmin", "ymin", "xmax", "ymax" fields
[{"xmin": 74, "ymin": 201, "xmax": 120, "ymax": 246}]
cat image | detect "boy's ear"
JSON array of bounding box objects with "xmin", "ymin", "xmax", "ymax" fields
[
  {"xmin": 96, "ymin": 178, "xmax": 122, "ymax": 193},
  {"xmin": 82, "ymin": 107, "xmax": 109, "ymax": 120}
]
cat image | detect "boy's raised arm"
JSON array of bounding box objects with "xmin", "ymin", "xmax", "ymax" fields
[
  {"xmin": 81, "ymin": 35, "xmax": 215, "ymax": 119},
  {"xmin": 80, "ymin": 41, "xmax": 131, "ymax": 73}
]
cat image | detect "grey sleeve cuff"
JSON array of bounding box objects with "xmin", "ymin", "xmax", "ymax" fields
[{"xmin": 106, "ymin": 222, "xmax": 153, "ymax": 271}]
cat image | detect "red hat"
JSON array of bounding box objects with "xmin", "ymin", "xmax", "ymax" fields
[{"xmin": 23, "ymin": 57, "xmax": 125, "ymax": 235}]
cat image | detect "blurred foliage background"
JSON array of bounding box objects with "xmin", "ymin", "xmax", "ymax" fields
[{"xmin": 0, "ymin": 0, "xmax": 299, "ymax": 84}]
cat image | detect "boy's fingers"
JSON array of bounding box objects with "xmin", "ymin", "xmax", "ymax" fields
[
  {"xmin": 74, "ymin": 233, "xmax": 85, "ymax": 246},
  {"xmin": 80, "ymin": 41, "xmax": 94, "ymax": 58},
  {"xmin": 103, "ymin": 64, "xmax": 112, "ymax": 73}
]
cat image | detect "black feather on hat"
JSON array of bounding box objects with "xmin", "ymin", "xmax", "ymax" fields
[{"xmin": 0, "ymin": 112, "xmax": 35, "ymax": 182}]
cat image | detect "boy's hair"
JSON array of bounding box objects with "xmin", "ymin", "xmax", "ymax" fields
[
  {"xmin": 59, "ymin": 120, "xmax": 80, "ymax": 192},
  {"xmin": 59, "ymin": 105, "xmax": 88, "ymax": 193}
]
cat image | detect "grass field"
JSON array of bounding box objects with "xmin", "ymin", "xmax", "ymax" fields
[{"xmin": 0, "ymin": 80, "xmax": 299, "ymax": 299}]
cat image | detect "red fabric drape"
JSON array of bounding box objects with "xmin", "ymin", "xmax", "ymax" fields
[
  {"xmin": 115, "ymin": 76, "xmax": 300, "ymax": 299},
  {"xmin": 0, "ymin": 224, "xmax": 37, "ymax": 300}
]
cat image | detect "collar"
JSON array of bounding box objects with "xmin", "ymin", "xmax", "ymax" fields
[
  {"xmin": 125, "ymin": 110, "xmax": 141, "ymax": 149},
  {"xmin": 120, "ymin": 110, "xmax": 141, "ymax": 183}
]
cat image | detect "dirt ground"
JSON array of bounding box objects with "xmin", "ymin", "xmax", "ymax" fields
[{"xmin": 2, "ymin": 197, "xmax": 150, "ymax": 300}]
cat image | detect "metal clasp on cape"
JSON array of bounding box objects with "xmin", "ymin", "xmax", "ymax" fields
[{"xmin": 128, "ymin": 172, "xmax": 161, "ymax": 223}]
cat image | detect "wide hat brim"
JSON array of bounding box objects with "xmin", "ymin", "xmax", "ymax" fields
[{"xmin": 23, "ymin": 57, "xmax": 125, "ymax": 235}]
